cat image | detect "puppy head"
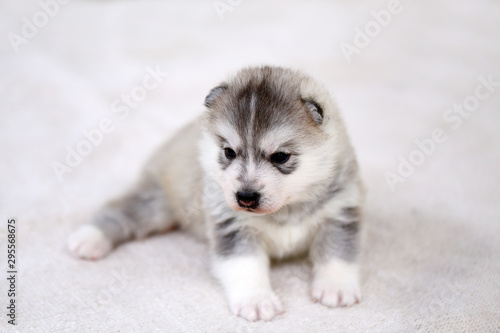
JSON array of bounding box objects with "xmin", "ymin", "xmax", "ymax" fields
[{"xmin": 200, "ymin": 66, "xmax": 345, "ymax": 215}]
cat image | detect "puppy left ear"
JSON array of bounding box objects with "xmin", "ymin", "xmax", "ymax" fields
[
  {"xmin": 303, "ymin": 99, "xmax": 324, "ymax": 124},
  {"xmin": 204, "ymin": 85, "xmax": 228, "ymax": 108}
]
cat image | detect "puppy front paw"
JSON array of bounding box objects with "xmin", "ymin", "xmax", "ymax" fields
[
  {"xmin": 311, "ymin": 260, "xmax": 361, "ymax": 308},
  {"xmin": 230, "ymin": 293, "xmax": 284, "ymax": 321},
  {"xmin": 67, "ymin": 225, "xmax": 113, "ymax": 260},
  {"xmin": 311, "ymin": 279, "xmax": 361, "ymax": 307}
]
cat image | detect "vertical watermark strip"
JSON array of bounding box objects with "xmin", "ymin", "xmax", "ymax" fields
[{"xmin": 6, "ymin": 218, "xmax": 17, "ymax": 325}]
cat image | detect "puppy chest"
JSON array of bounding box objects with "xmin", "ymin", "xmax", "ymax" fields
[{"xmin": 260, "ymin": 223, "xmax": 317, "ymax": 259}]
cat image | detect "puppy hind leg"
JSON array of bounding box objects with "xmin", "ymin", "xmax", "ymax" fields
[{"xmin": 68, "ymin": 176, "xmax": 175, "ymax": 260}]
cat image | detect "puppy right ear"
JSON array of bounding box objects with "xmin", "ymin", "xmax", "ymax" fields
[{"xmin": 204, "ymin": 85, "xmax": 228, "ymax": 108}]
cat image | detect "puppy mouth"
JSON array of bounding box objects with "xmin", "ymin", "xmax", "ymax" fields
[
  {"xmin": 231, "ymin": 205, "xmax": 261, "ymax": 213},
  {"xmin": 230, "ymin": 204, "xmax": 281, "ymax": 216}
]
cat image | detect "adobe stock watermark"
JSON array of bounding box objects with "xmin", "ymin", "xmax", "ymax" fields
[
  {"xmin": 385, "ymin": 75, "xmax": 499, "ymax": 192},
  {"xmin": 213, "ymin": 0, "xmax": 244, "ymax": 21},
  {"xmin": 7, "ymin": 0, "xmax": 70, "ymax": 53},
  {"xmin": 339, "ymin": 0, "xmax": 410, "ymax": 63},
  {"xmin": 51, "ymin": 66, "xmax": 168, "ymax": 182},
  {"xmin": 71, "ymin": 268, "xmax": 133, "ymax": 312}
]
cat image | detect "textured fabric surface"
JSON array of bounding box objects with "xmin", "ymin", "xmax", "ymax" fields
[{"xmin": 1, "ymin": 0, "xmax": 499, "ymax": 332}]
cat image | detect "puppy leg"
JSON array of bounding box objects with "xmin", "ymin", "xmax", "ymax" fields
[
  {"xmin": 68, "ymin": 176, "xmax": 175, "ymax": 260},
  {"xmin": 310, "ymin": 207, "xmax": 361, "ymax": 307},
  {"xmin": 211, "ymin": 218, "xmax": 283, "ymax": 321}
]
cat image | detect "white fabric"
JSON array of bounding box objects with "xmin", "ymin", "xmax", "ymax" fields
[{"xmin": 1, "ymin": 0, "xmax": 499, "ymax": 332}]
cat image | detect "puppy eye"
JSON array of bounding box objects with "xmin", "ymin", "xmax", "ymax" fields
[
  {"xmin": 270, "ymin": 152, "xmax": 290, "ymax": 164},
  {"xmin": 224, "ymin": 148, "xmax": 237, "ymax": 160}
]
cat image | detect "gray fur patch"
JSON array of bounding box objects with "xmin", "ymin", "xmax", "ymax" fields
[
  {"xmin": 340, "ymin": 207, "xmax": 360, "ymax": 223},
  {"xmin": 310, "ymin": 215, "xmax": 360, "ymax": 263},
  {"xmin": 92, "ymin": 177, "xmax": 172, "ymax": 244},
  {"xmin": 91, "ymin": 208, "xmax": 134, "ymax": 244},
  {"xmin": 215, "ymin": 229, "xmax": 241, "ymax": 256},
  {"xmin": 216, "ymin": 217, "xmax": 235, "ymax": 229},
  {"xmin": 214, "ymin": 218, "xmax": 256, "ymax": 256}
]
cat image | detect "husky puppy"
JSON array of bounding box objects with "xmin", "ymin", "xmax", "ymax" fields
[{"xmin": 68, "ymin": 66, "xmax": 364, "ymax": 321}]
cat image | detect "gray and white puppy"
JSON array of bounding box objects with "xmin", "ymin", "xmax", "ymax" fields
[{"xmin": 68, "ymin": 66, "xmax": 364, "ymax": 322}]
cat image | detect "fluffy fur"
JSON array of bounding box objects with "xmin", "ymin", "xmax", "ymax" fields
[{"xmin": 68, "ymin": 66, "xmax": 364, "ymax": 321}]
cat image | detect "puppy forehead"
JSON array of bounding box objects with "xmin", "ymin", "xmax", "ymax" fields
[
  {"xmin": 211, "ymin": 113, "xmax": 310, "ymax": 157},
  {"xmin": 211, "ymin": 97, "xmax": 301, "ymax": 146},
  {"xmin": 206, "ymin": 67, "xmax": 326, "ymax": 150},
  {"xmin": 258, "ymin": 126, "xmax": 299, "ymax": 153},
  {"xmin": 234, "ymin": 79, "xmax": 305, "ymax": 131},
  {"xmin": 214, "ymin": 121, "xmax": 242, "ymax": 147}
]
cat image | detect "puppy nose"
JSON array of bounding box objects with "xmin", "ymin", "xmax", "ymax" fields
[{"xmin": 236, "ymin": 191, "xmax": 260, "ymax": 208}]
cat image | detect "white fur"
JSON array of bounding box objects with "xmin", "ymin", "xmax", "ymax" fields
[
  {"xmin": 67, "ymin": 225, "xmax": 113, "ymax": 260},
  {"xmin": 311, "ymin": 259, "xmax": 361, "ymax": 307},
  {"xmin": 243, "ymin": 215, "xmax": 320, "ymax": 259},
  {"xmin": 212, "ymin": 252, "xmax": 284, "ymax": 321},
  {"xmin": 259, "ymin": 125, "xmax": 299, "ymax": 153},
  {"xmin": 215, "ymin": 121, "xmax": 242, "ymax": 149}
]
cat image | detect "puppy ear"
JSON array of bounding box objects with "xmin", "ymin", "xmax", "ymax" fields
[
  {"xmin": 204, "ymin": 85, "xmax": 228, "ymax": 108},
  {"xmin": 302, "ymin": 99, "xmax": 324, "ymax": 124}
]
